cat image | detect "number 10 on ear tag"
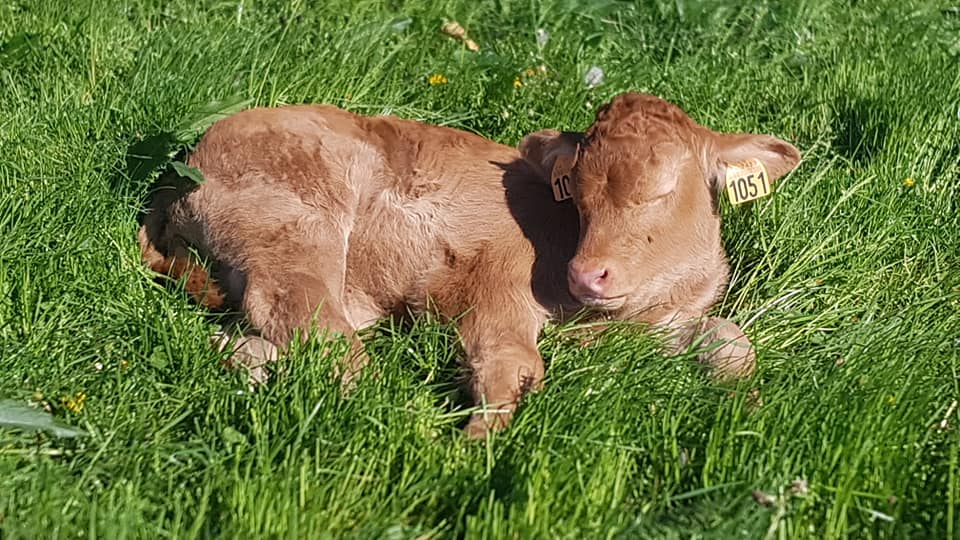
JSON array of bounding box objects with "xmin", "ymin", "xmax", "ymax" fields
[
  {"xmin": 725, "ymin": 158, "xmax": 772, "ymax": 205},
  {"xmin": 552, "ymin": 174, "xmax": 572, "ymax": 201},
  {"xmin": 551, "ymin": 154, "xmax": 576, "ymax": 202}
]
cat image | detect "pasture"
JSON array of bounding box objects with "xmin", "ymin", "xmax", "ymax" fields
[{"xmin": 1, "ymin": 0, "xmax": 958, "ymax": 537}]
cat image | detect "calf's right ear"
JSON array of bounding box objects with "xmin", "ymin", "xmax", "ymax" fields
[{"xmin": 519, "ymin": 130, "xmax": 582, "ymax": 184}]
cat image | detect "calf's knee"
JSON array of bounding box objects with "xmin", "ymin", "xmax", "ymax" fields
[{"xmin": 695, "ymin": 317, "xmax": 756, "ymax": 379}]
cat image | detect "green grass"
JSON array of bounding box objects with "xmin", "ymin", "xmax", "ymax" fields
[{"xmin": 1, "ymin": 0, "xmax": 959, "ymax": 537}]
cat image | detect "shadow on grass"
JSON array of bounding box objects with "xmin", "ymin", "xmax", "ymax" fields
[
  {"xmin": 116, "ymin": 95, "xmax": 253, "ymax": 198},
  {"xmin": 123, "ymin": 131, "xmax": 180, "ymax": 189},
  {"xmin": 832, "ymin": 96, "xmax": 890, "ymax": 166}
]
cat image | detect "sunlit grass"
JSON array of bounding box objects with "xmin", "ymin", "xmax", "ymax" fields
[{"xmin": 1, "ymin": 0, "xmax": 958, "ymax": 537}]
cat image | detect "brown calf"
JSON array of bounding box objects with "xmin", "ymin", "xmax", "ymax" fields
[{"xmin": 139, "ymin": 92, "xmax": 799, "ymax": 436}]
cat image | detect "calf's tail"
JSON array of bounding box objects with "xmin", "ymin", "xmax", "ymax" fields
[{"xmin": 138, "ymin": 172, "xmax": 226, "ymax": 309}]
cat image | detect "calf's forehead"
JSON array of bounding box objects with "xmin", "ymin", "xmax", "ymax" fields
[
  {"xmin": 584, "ymin": 109, "xmax": 699, "ymax": 168},
  {"xmin": 576, "ymin": 130, "xmax": 698, "ymax": 207}
]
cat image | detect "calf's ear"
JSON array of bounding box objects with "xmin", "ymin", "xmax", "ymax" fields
[
  {"xmin": 519, "ymin": 130, "xmax": 582, "ymax": 183},
  {"xmin": 707, "ymin": 132, "xmax": 800, "ymax": 188}
]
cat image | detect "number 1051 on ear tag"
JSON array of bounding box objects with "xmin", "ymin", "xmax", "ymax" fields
[{"xmin": 725, "ymin": 158, "xmax": 772, "ymax": 205}]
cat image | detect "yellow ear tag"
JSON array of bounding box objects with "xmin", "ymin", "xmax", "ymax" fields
[
  {"xmin": 551, "ymin": 154, "xmax": 576, "ymax": 202},
  {"xmin": 725, "ymin": 158, "xmax": 772, "ymax": 205}
]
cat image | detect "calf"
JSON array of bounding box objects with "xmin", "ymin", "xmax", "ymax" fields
[{"xmin": 139, "ymin": 92, "xmax": 799, "ymax": 436}]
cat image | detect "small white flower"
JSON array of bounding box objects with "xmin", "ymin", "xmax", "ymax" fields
[
  {"xmin": 584, "ymin": 66, "xmax": 604, "ymax": 89},
  {"xmin": 94, "ymin": 362, "xmax": 103, "ymax": 371},
  {"xmin": 536, "ymin": 28, "xmax": 550, "ymax": 47},
  {"xmin": 791, "ymin": 478, "xmax": 809, "ymax": 496}
]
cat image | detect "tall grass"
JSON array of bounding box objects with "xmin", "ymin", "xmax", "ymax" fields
[{"xmin": 1, "ymin": 0, "xmax": 958, "ymax": 537}]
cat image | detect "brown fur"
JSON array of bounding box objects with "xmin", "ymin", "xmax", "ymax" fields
[{"xmin": 139, "ymin": 93, "xmax": 800, "ymax": 436}]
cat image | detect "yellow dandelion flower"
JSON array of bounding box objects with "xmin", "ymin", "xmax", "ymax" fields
[
  {"xmin": 886, "ymin": 395, "xmax": 897, "ymax": 405},
  {"xmin": 903, "ymin": 177, "xmax": 915, "ymax": 188},
  {"xmin": 513, "ymin": 77, "xmax": 523, "ymax": 88},
  {"xmin": 428, "ymin": 73, "xmax": 448, "ymax": 86},
  {"xmin": 62, "ymin": 392, "xmax": 86, "ymax": 413}
]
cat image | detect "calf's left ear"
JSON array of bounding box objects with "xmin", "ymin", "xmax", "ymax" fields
[
  {"xmin": 519, "ymin": 130, "xmax": 582, "ymax": 184},
  {"xmin": 707, "ymin": 132, "xmax": 801, "ymax": 186}
]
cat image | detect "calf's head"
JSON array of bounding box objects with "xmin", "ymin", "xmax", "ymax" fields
[{"xmin": 521, "ymin": 92, "xmax": 800, "ymax": 312}]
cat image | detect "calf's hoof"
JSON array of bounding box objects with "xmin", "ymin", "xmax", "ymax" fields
[
  {"xmin": 333, "ymin": 338, "xmax": 371, "ymax": 394},
  {"xmin": 697, "ymin": 318, "xmax": 756, "ymax": 380},
  {"xmin": 464, "ymin": 404, "xmax": 515, "ymax": 439},
  {"xmin": 213, "ymin": 332, "xmax": 278, "ymax": 387}
]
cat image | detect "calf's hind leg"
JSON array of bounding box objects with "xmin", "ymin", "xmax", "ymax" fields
[
  {"xmin": 213, "ymin": 329, "xmax": 278, "ymax": 386},
  {"xmin": 221, "ymin": 242, "xmax": 368, "ymax": 385}
]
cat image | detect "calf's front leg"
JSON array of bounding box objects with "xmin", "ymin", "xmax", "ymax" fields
[
  {"xmin": 691, "ymin": 317, "xmax": 756, "ymax": 379},
  {"xmin": 458, "ymin": 309, "xmax": 545, "ymax": 438}
]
